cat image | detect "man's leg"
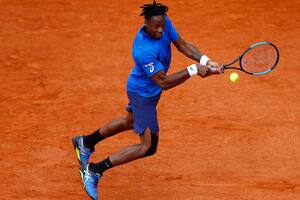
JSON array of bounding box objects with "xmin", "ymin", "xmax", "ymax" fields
[
  {"xmin": 84, "ymin": 112, "xmax": 134, "ymax": 149},
  {"xmin": 80, "ymin": 128, "xmax": 157, "ymax": 200},
  {"xmin": 108, "ymin": 127, "xmax": 153, "ymax": 166},
  {"xmin": 89, "ymin": 127, "xmax": 158, "ymax": 174},
  {"xmin": 72, "ymin": 112, "xmax": 133, "ymax": 166}
]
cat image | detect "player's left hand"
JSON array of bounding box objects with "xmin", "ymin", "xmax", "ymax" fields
[{"xmin": 206, "ymin": 60, "xmax": 223, "ymax": 75}]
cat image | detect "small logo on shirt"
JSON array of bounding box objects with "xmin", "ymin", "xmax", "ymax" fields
[
  {"xmin": 150, "ymin": 66, "xmax": 154, "ymax": 73},
  {"xmin": 145, "ymin": 63, "xmax": 155, "ymax": 73}
]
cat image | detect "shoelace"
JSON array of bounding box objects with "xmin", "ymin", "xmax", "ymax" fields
[
  {"xmin": 83, "ymin": 166, "xmax": 100, "ymax": 186},
  {"xmin": 82, "ymin": 168, "xmax": 93, "ymax": 187}
]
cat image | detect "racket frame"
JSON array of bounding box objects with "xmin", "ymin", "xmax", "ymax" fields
[{"xmin": 223, "ymin": 41, "xmax": 279, "ymax": 76}]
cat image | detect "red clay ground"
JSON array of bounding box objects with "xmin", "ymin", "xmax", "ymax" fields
[{"xmin": 1, "ymin": 0, "xmax": 299, "ymax": 199}]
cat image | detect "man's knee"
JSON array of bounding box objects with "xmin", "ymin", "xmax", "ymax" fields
[{"xmin": 144, "ymin": 134, "xmax": 159, "ymax": 157}]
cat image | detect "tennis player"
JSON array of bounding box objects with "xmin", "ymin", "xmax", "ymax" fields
[{"xmin": 72, "ymin": 1, "xmax": 222, "ymax": 199}]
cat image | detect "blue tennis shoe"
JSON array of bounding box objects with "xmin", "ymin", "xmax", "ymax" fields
[
  {"xmin": 72, "ymin": 136, "xmax": 94, "ymax": 165},
  {"xmin": 80, "ymin": 164, "xmax": 101, "ymax": 200}
]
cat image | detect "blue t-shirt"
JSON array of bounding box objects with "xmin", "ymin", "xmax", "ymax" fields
[{"xmin": 126, "ymin": 16, "xmax": 179, "ymax": 97}]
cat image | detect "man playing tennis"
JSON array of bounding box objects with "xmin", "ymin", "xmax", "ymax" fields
[{"xmin": 72, "ymin": 1, "xmax": 222, "ymax": 199}]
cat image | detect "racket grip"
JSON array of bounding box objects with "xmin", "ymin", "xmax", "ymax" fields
[
  {"xmin": 209, "ymin": 67, "xmax": 218, "ymax": 72},
  {"xmin": 208, "ymin": 65, "xmax": 224, "ymax": 73}
]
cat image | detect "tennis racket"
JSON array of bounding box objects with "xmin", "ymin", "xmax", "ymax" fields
[{"xmin": 222, "ymin": 41, "xmax": 279, "ymax": 76}]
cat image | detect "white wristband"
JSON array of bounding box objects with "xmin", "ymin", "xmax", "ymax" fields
[
  {"xmin": 200, "ymin": 55, "xmax": 209, "ymax": 66},
  {"xmin": 187, "ymin": 64, "xmax": 198, "ymax": 77}
]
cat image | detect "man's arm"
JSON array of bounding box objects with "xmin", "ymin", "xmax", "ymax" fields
[
  {"xmin": 173, "ymin": 36, "xmax": 203, "ymax": 62},
  {"xmin": 151, "ymin": 64, "xmax": 209, "ymax": 91},
  {"xmin": 173, "ymin": 36, "xmax": 222, "ymax": 73}
]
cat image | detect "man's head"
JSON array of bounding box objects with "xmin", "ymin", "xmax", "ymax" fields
[{"xmin": 140, "ymin": 1, "xmax": 168, "ymax": 39}]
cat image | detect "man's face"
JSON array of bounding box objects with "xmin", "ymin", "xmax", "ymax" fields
[{"xmin": 144, "ymin": 15, "xmax": 165, "ymax": 39}]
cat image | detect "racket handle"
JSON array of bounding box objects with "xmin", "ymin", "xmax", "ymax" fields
[
  {"xmin": 208, "ymin": 67, "xmax": 217, "ymax": 72},
  {"xmin": 208, "ymin": 65, "xmax": 224, "ymax": 73}
]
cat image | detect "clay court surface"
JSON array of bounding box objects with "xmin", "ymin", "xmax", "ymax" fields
[{"xmin": 1, "ymin": 0, "xmax": 300, "ymax": 199}]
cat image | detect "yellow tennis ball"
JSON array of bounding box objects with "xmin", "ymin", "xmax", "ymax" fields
[{"xmin": 229, "ymin": 72, "xmax": 239, "ymax": 82}]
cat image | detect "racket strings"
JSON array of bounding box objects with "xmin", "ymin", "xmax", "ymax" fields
[{"xmin": 241, "ymin": 44, "xmax": 278, "ymax": 74}]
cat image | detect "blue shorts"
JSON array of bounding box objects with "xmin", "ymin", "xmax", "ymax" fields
[{"xmin": 126, "ymin": 91, "xmax": 161, "ymax": 135}]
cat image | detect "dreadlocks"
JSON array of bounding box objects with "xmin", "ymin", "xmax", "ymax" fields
[{"xmin": 140, "ymin": 0, "xmax": 168, "ymax": 20}]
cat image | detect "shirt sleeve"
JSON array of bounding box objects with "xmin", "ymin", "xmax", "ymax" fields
[
  {"xmin": 165, "ymin": 16, "xmax": 179, "ymax": 42},
  {"xmin": 138, "ymin": 48, "xmax": 164, "ymax": 77}
]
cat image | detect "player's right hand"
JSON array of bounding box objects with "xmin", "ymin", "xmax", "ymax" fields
[{"xmin": 206, "ymin": 60, "xmax": 223, "ymax": 74}]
